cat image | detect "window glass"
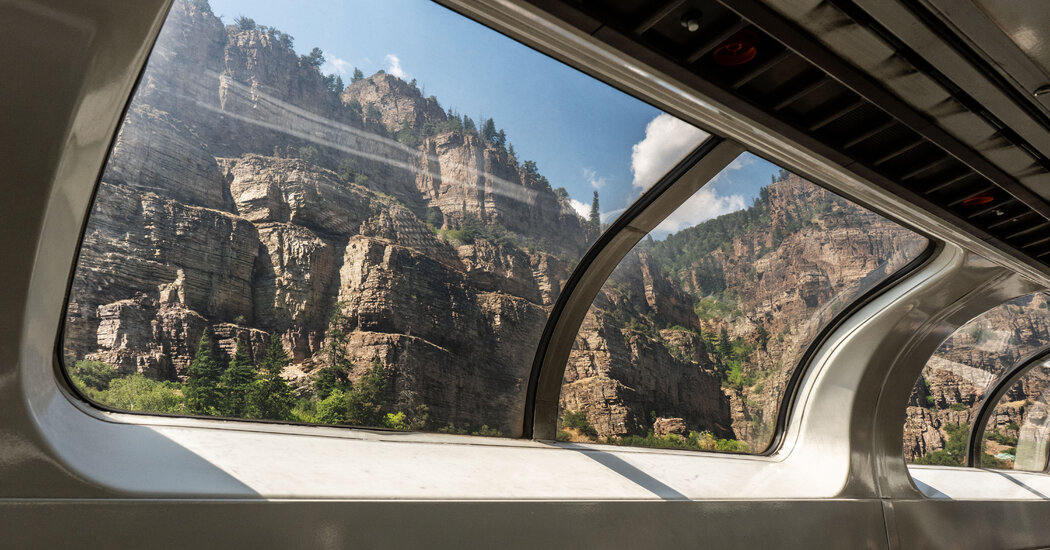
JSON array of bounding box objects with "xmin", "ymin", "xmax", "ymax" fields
[
  {"xmin": 62, "ymin": 0, "xmax": 708, "ymax": 434},
  {"xmin": 557, "ymin": 153, "xmax": 929, "ymax": 452},
  {"xmin": 981, "ymin": 363, "xmax": 1050, "ymax": 471},
  {"xmin": 905, "ymin": 292, "xmax": 1050, "ymax": 465}
]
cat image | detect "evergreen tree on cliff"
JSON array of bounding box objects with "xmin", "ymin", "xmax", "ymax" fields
[
  {"xmin": 252, "ymin": 336, "xmax": 295, "ymax": 420},
  {"xmin": 185, "ymin": 332, "xmax": 222, "ymax": 416},
  {"xmin": 314, "ymin": 305, "xmax": 353, "ymax": 399},
  {"xmin": 219, "ymin": 342, "xmax": 257, "ymax": 417},
  {"xmin": 345, "ymin": 359, "xmax": 389, "ymax": 427},
  {"xmin": 589, "ymin": 190, "xmax": 601, "ymax": 232}
]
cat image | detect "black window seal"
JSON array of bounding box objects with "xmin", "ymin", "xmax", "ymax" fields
[{"xmin": 967, "ymin": 344, "xmax": 1050, "ymax": 470}]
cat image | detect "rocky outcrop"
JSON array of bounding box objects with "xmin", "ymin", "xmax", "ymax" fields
[
  {"xmin": 63, "ymin": 0, "xmax": 590, "ymax": 434},
  {"xmin": 342, "ymin": 73, "xmax": 445, "ymax": 133}
]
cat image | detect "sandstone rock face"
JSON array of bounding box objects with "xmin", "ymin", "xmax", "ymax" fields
[
  {"xmin": 106, "ymin": 105, "xmax": 231, "ymax": 210},
  {"xmin": 343, "ymin": 73, "xmax": 445, "ymax": 134},
  {"xmin": 417, "ymin": 131, "xmax": 590, "ymax": 258}
]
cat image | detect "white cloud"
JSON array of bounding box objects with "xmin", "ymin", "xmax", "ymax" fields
[
  {"xmin": 628, "ymin": 114, "xmax": 754, "ymax": 236},
  {"xmin": 631, "ymin": 114, "xmax": 709, "ymax": 191},
  {"xmin": 653, "ymin": 186, "xmax": 746, "ymax": 235},
  {"xmin": 582, "ymin": 168, "xmax": 607, "ymax": 190},
  {"xmin": 567, "ymin": 198, "xmax": 590, "ymax": 218},
  {"xmin": 321, "ymin": 51, "xmax": 352, "ymax": 76},
  {"xmin": 600, "ymin": 207, "xmax": 625, "ymax": 224},
  {"xmin": 384, "ymin": 53, "xmax": 408, "ymax": 79}
]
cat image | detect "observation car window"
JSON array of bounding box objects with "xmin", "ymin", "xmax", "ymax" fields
[
  {"xmin": 556, "ymin": 153, "xmax": 929, "ymax": 453},
  {"xmin": 905, "ymin": 291, "xmax": 1050, "ymax": 466},
  {"xmin": 60, "ymin": 0, "xmax": 709, "ymax": 435},
  {"xmin": 980, "ymin": 362, "xmax": 1050, "ymax": 471}
]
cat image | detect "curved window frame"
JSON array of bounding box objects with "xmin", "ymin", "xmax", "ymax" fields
[
  {"xmin": 524, "ymin": 139, "xmax": 938, "ymax": 453},
  {"xmin": 968, "ymin": 346, "xmax": 1050, "ymax": 471}
]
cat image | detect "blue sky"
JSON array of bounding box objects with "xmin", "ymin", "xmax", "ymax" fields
[{"xmin": 206, "ymin": 0, "xmax": 780, "ymax": 236}]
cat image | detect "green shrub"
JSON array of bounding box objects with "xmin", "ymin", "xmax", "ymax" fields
[
  {"xmin": 560, "ymin": 411, "xmax": 598, "ymax": 438},
  {"xmin": 70, "ymin": 360, "xmax": 117, "ymax": 391},
  {"xmin": 92, "ymin": 373, "xmax": 184, "ymax": 414}
]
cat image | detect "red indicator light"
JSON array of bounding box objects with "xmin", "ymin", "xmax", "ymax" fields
[
  {"xmin": 713, "ymin": 30, "xmax": 759, "ymax": 66},
  {"xmin": 961, "ymin": 195, "xmax": 994, "ymax": 206}
]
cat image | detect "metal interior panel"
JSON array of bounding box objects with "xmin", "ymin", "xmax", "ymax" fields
[{"xmin": 6, "ymin": 0, "xmax": 1050, "ymax": 548}]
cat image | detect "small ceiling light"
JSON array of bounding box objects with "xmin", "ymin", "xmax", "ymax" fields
[
  {"xmin": 713, "ymin": 30, "xmax": 759, "ymax": 66},
  {"xmin": 680, "ymin": 11, "xmax": 702, "ymax": 33},
  {"xmin": 961, "ymin": 194, "xmax": 995, "ymax": 206}
]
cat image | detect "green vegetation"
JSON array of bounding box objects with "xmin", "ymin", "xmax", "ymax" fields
[
  {"xmin": 986, "ymin": 429, "xmax": 1018, "ymax": 447},
  {"xmin": 252, "ymin": 337, "xmax": 296, "ymax": 420},
  {"xmin": 437, "ymin": 212, "xmax": 520, "ymax": 248},
  {"xmin": 233, "ymin": 15, "xmax": 255, "ymax": 30},
  {"xmin": 298, "ymin": 145, "xmax": 319, "ymax": 164},
  {"xmin": 300, "ymin": 47, "xmax": 324, "ymax": 69},
  {"xmin": 323, "ymin": 73, "xmax": 344, "ymax": 95},
  {"xmin": 589, "ymin": 190, "xmax": 601, "ymax": 233},
  {"xmin": 606, "ymin": 430, "xmax": 751, "ymax": 454},
  {"xmin": 913, "ymin": 423, "xmax": 968, "ymax": 466},
  {"xmin": 70, "ymin": 360, "xmax": 117, "ymax": 391},
  {"xmin": 72, "ymin": 330, "xmax": 299, "ymax": 421},
  {"xmin": 693, "ymin": 296, "xmax": 737, "ymax": 320},
  {"xmin": 185, "ymin": 333, "xmax": 223, "ymax": 415},
  {"xmin": 948, "ymin": 403, "xmax": 968, "ymax": 412},
  {"xmin": 559, "ymin": 411, "xmax": 598, "ymax": 438},
  {"xmin": 395, "ymin": 122, "xmax": 421, "ymax": 148},
  {"xmin": 437, "ymin": 424, "xmax": 503, "ymax": 437},
  {"xmin": 91, "ymin": 374, "xmax": 184, "ymax": 413}
]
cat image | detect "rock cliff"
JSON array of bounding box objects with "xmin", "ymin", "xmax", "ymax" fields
[
  {"xmin": 64, "ymin": 0, "xmax": 585, "ymax": 435},
  {"xmin": 560, "ymin": 174, "xmax": 928, "ymax": 448},
  {"xmin": 65, "ymin": 0, "xmax": 938, "ymax": 451}
]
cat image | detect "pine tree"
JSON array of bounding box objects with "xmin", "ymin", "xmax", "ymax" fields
[
  {"xmin": 251, "ymin": 336, "xmax": 295, "ymax": 420},
  {"xmin": 589, "ymin": 190, "xmax": 601, "ymax": 231},
  {"xmin": 219, "ymin": 341, "xmax": 256, "ymax": 417},
  {"xmin": 345, "ymin": 359, "xmax": 389, "ymax": 427},
  {"xmin": 717, "ymin": 327, "xmax": 733, "ymax": 362},
  {"xmin": 185, "ymin": 332, "xmax": 222, "ymax": 416},
  {"xmin": 463, "ymin": 115, "xmax": 477, "ymax": 135},
  {"xmin": 314, "ymin": 305, "xmax": 352, "ymax": 399},
  {"xmin": 351, "ymin": 67, "xmax": 364, "ymax": 83},
  {"xmin": 300, "ymin": 47, "xmax": 324, "ymax": 69},
  {"xmin": 481, "ymin": 118, "xmax": 497, "ymax": 143}
]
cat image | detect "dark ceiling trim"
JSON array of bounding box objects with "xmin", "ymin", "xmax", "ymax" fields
[
  {"xmin": 715, "ymin": 0, "xmax": 1050, "ymax": 225},
  {"xmin": 829, "ymin": 0, "xmax": 1050, "ymax": 174}
]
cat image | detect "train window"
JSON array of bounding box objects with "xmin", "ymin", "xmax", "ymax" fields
[
  {"xmin": 905, "ymin": 292, "xmax": 1050, "ymax": 466},
  {"xmin": 60, "ymin": 0, "xmax": 709, "ymax": 435},
  {"xmin": 980, "ymin": 362, "xmax": 1050, "ymax": 471},
  {"xmin": 557, "ymin": 153, "xmax": 929, "ymax": 453}
]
